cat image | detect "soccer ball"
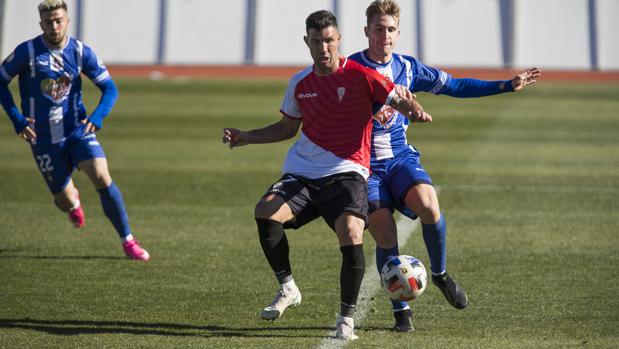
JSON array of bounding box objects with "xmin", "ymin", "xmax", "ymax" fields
[{"xmin": 380, "ymin": 255, "xmax": 427, "ymax": 301}]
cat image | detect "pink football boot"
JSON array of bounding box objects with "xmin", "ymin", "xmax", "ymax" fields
[
  {"xmin": 68, "ymin": 196, "xmax": 85, "ymax": 228},
  {"xmin": 122, "ymin": 239, "xmax": 150, "ymax": 261}
]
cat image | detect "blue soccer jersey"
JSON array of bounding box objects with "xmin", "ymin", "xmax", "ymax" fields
[
  {"xmin": 349, "ymin": 50, "xmax": 452, "ymax": 166},
  {"xmin": 0, "ymin": 35, "xmax": 111, "ymax": 145},
  {"xmin": 350, "ymin": 50, "xmax": 512, "ymax": 216},
  {"xmin": 349, "ymin": 50, "xmax": 512, "ymax": 167}
]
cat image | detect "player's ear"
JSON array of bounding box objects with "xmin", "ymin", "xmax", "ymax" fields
[
  {"xmin": 364, "ymin": 26, "xmax": 369, "ymax": 38},
  {"xmin": 303, "ymin": 35, "xmax": 309, "ymax": 47}
]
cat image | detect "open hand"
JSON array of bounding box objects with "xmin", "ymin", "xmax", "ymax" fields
[{"xmin": 512, "ymin": 67, "xmax": 541, "ymax": 91}]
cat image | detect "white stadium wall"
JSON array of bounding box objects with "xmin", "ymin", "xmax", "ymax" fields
[
  {"xmin": 514, "ymin": 0, "xmax": 590, "ymax": 70},
  {"xmin": 597, "ymin": 0, "xmax": 619, "ymax": 70},
  {"xmin": 164, "ymin": 0, "xmax": 247, "ymax": 64},
  {"xmin": 81, "ymin": 0, "xmax": 159, "ymax": 64},
  {"xmin": 421, "ymin": 0, "xmax": 503, "ymax": 68},
  {"xmin": 0, "ymin": 0, "xmax": 617, "ymax": 70},
  {"xmin": 253, "ymin": 0, "xmax": 332, "ymax": 65}
]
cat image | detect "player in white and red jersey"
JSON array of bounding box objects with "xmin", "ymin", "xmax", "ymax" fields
[
  {"xmin": 222, "ymin": 10, "xmax": 429, "ymax": 340},
  {"xmin": 349, "ymin": 0, "xmax": 541, "ymax": 332}
]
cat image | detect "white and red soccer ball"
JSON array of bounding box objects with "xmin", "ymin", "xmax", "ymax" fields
[{"xmin": 380, "ymin": 255, "xmax": 427, "ymax": 301}]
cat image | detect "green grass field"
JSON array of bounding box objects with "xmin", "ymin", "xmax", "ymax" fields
[{"xmin": 1, "ymin": 78, "xmax": 618, "ymax": 348}]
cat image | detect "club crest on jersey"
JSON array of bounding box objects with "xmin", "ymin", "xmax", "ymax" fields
[
  {"xmin": 40, "ymin": 75, "xmax": 72, "ymax": 103},
  {"xmin": 337, "ymin": 87, "xmax": 346, "ymax": 102},
  {"xmin": 373, "ymin": 105, "xmax": 397, "ymax": 129}
]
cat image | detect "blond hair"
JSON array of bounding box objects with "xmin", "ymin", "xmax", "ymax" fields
[
  {"xmin": 38, "ymin": 0, "xmax": 67, "ymax": 14},
  {"xmin": 365, "ymin": 0, "xmax": 400, "ymax": 26}
]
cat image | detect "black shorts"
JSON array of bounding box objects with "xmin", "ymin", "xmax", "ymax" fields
[{"xmin": 263, "ymin": 172, "xmax": 368, "ymax": 231}]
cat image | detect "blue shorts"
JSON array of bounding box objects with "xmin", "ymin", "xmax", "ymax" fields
[
  {"xmin": 368, "ymin": 152, "xmax": 433, "ymax": 220},
  {"xmin": 30, "ymin": 127, "xmax": 106, "ymax": 194}
]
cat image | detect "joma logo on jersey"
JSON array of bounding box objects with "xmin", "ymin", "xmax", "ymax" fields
[{"xmin": 297, "ymin": 92, "xmax": 318, "ymax": 99}]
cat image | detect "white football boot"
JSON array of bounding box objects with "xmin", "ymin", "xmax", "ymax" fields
[
  {"xmin": 335, "ymin": 315, "xmax": 358, "ymax": 340},
  {"xmin": 260, "ymin": 288, "xmax": 302, "ymax": 320}
]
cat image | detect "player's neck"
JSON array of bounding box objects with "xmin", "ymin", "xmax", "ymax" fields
[
  {"xmin": 42, "ymin": 35, "xmax": 68, "ymax": 50},
  {"xmin": 314, "ymin": 56, "xmax": 341, "ymax": 76},
  {"xmin": 366, "ymin": 50, "xmax": 392, "ymax": 65}
]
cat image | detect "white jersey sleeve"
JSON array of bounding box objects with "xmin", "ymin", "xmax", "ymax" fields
[{"xmin": 279, "ymin": 66, "xmax": 312, "ymax": 119}]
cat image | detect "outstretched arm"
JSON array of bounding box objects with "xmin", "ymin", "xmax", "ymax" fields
[
  {"xmin": 440, "ymin": 67, "xmax": 541, "ymax": 97},
  {"xmin": 222, "ymin": 115, "xmax": 302, "ymax": 149}
]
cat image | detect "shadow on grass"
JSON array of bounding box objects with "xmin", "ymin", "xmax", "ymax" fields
[
  {"xmin": 0, "ymin": 248, "xmax": 25, "ymax": 253},
  {"xmin": 0, "ymin": 318, "xmax": 330, "ymax": 338},
  {"xmin": 0, "ymin": 255, "xmax": 125, "ymax": 260}
]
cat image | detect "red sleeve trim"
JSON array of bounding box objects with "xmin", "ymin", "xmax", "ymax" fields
[{"xmin": 280, "ymin": 110, "xmax": 301, "ymax": 119}]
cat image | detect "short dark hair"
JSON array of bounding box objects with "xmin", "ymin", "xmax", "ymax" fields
[{"xmin": 305, "ymin": 10, "xmax": 338, "ymax": 33}]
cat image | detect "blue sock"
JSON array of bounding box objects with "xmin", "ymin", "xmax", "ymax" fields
[
  {"xmin": 98, "ymin": 182, "xmax": 131, "ymax": 240},
  {"xmin": 422, "ymin": 214, "xmax": 447, "ymax": 274},
  {"xmin": 376, "ymin": 245, "xmax": 409, "ymax": 311}
]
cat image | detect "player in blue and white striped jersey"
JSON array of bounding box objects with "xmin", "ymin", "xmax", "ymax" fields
[
  {"xmin": 350, "ymin": 0, "xmax": 540, "ymax": 332},
  {"xmin": 0, "ymin": 0, "xmax": 149, "ymax": 260}
]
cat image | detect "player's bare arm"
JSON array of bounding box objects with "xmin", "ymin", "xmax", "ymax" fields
[
  {"xmin": 512, "ymin": 67, "xmax": 541, "ymax": 91},
  {"xmin": 223, "ymin": 115, "xmax": 301, "ymax": 149},
  {"xmin": 389, "ymin": 85, "xmax": 432, "ymax": 123}
]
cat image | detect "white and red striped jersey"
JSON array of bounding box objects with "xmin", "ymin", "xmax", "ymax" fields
[{"xmin": 279, "ymin": 57, "xmax": 396, "ymax": 179}]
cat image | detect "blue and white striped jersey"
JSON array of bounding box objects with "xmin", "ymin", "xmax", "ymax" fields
[
  {"xmin": 349, "ymin": 50, "xmax": 452, "ymax": 165},
  {"xmin": 0, "ymin": 35, "xmax": 111, "ymax": 144}
]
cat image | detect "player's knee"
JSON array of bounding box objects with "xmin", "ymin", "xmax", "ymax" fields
[
  {"xmin": 370, "ymin": 228, "xmax": 397, "ymax": 249},
  {"xmin": 415, "ymin": 205, "xmax": 440, "ymax": 224},
  {"xmin": 368, "ymin": 209, "xmax": 397, "ymax": 248},
  {"xmin": 92, "ymin": 176, "xmax": 111, "ymax": 189},
  {"xmin": 254, "ymin": 195, "xmax": 291, "ymax": 222},
  {"xmin": 336, "ymin": 215, "xmax": 364, "ymax": 245},
  {"xmin": 254, "ymin": 200, "xmax": 272, "ymax": 219}
]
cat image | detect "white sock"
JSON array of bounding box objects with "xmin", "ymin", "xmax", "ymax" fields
[
  {"xmin": 123, "ymin": 234, "xmax": 134, "ymax": 243},
  {"xmin": 281, "ymin": 279, "xmax": 298, "ymax": 294}
]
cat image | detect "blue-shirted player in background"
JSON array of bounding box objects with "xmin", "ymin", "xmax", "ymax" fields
[
  {"xmin": 350, "ymin": 0, "xmax": 541, "ymax": 332},
  {"xmin": 0, "ymin": 0, "xmax": 149, "ymax": 260}
]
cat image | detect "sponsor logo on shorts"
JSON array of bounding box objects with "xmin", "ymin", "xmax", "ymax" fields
[{"xmin": 268, "ymin": 188, "xmax": 287, "ymax": 196}]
